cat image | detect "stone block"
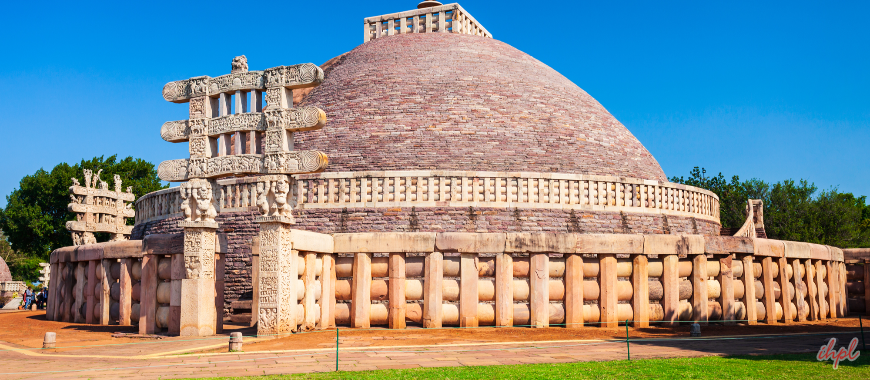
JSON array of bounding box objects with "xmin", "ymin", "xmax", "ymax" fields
[
  {"xmin": 505, "ymin": 233, "xmax": 575, "ymax": 253},
  {"xmin": 180, "ymin": 278, "xmax": 216, "ymax": 336},
  {"xmin": 576, "ymin": 234, "xmax": 644, "ymax": 254},
  {"xmin": 333, "ymin": 232, "xmax": 435, "ymax": 253},
  {"xmin": 809, "ymin": 244, "xmax": 831, "ymax": 260},
  {"xmin": 784, "ymin": 241, "xmax": 811, "ymax": 259},
  {"xmin": 755, "ymin": 239, "xmax": 786, "ymax": 258},
  {"xmin": 289, "ymin": 229, "xmax": 334, "ymax": 253},
  {"xmin": 643, "ymin": 235, "xmax": 704, "ymax": 256},
  {"xmin": 704, "ymin": 236, "xmax": 754, "ymax": 255},
  {"xmin": 435, "ymin": 233, "xmax": 505, "ymax": 253}
]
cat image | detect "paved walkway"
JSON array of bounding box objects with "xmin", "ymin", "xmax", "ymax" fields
[{"xmin": 0, "ymin": 331, "xmax": 861, "ymax": 379}]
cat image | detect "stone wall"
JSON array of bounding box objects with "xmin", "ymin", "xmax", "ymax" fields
[{"xmin": 132, "ymin": 208, "xmax": 719, "ymax": 314}]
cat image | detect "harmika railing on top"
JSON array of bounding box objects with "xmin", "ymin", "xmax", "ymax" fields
[
  {"xmin": 135, "ymin": 171, "xmax": 720, "ymax": 224},
  {"xmin": 363, "ymin": 3, "xmax": 492, "ymax": 42}
]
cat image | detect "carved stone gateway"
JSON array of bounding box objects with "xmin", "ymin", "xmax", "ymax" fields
[
  {"xmin": 66, "ymin": 169, "xmax": 135, "ymax": 245},
  {"xmin": 157, "ymin": 57, "xmax": 328, "ymax": 336}
]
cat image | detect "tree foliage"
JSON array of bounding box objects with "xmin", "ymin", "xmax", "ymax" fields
[
  {"xmin": 0, "ymin": 156, "xmax": 166, "ymax": 270},
  {"xmin": 671, "ymin": 167, "xmax": 870, "ymax": 248}
]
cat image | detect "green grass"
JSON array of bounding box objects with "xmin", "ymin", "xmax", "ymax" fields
[{"xmin": 190, "ymin": 353, "xmax": 870, "ymax": 379}]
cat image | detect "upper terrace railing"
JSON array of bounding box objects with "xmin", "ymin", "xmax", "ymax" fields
[
  {"xmin": 135, "ymin": 171, "xmax": 720, "ymax": 224},
  {"xmin": 364, "ymin": 3, "xmax": 492, "ymax": 42}
]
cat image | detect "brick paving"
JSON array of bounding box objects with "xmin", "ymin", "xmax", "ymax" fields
[{"xmin": 0, "ymin": 331, "xmax": 861, "ymax": 379}]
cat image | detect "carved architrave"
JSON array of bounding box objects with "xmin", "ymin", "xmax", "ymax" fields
[
  {"xmin": 158, "ymin": 152, "xmax": 327, "ymax": 182},
  {"xmin": 162, "ymin": 63, "xmax": 322, "ymax": 103},
  {"xmin": 160, "ymin": 107, "xmax": 325, "ymax": 143}
]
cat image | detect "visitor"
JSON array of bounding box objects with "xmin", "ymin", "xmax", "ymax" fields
[
  {"xmin": 23, "ymin": 287, "xmax": 33, "ymax": 310},
  {"xmin": 40, "ymin": 288, "xmax": 48, "ymax": 309}
]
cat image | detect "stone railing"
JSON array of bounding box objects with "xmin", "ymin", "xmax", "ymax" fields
[
  {"xmin": 251, "ymin": 231, "xmax": 848, "ymax": 332},
  {"xmin": 134, "ymin": 171, "xmax": 721, "ymax": 224},
  {"xmin": 134, "ymin": 187, "xmax": 183, "ymax": 224},
  {"xmin": 364, "ymin": 3, "xmax": 492, "ymax": 42}
]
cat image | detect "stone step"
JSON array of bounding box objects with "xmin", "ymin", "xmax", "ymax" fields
[
  {"xmin": 229, "ymin": 313, "xmax": 252, "ymax": 324},
  {"xmin": 231, "ymin": 300, "xmax": 253, "ymax": 310}
]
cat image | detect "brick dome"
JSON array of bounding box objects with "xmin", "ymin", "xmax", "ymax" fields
[
  {"xmin": 297, "ymin": 32, "xmax": 666, "ymax": 181},
  {"xmin": 0, "ymin": 256, "xmax": 11, "ymax": 282}
]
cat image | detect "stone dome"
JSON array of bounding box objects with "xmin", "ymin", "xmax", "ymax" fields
[
  {"xmin": 0, "ymin": 256, "xmax": 12, "ymax": 282},
  {"xmin": 297, "ymin": 32, "xmax": 666, "ymax": 181}
]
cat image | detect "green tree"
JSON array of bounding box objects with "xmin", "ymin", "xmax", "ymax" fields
[
  {"xmin": 671, "ymin": 167, "xmax": 870, "ymax": 248},
  {"xmin": 0, "ymin": 156, "xmax": 166, "ymax": 269}
]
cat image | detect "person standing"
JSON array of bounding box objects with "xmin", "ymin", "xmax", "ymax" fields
[{"xmin": 23, "ymin": 287, "xmax": 33, "ymax": 310}]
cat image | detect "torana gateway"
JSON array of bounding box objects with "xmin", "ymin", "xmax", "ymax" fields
[{"xmin": 46, "ymin": 2, "xmax": 866, "ymax": 337}]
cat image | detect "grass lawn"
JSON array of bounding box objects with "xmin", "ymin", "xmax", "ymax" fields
[{"xmin": 191, "ymin": 353, "xmax": 870, "ymax": 379}]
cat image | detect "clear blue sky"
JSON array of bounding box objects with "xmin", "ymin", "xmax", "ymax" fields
[{"xmin": 1, "ymin": 0, "xmax": 868, "ymax": 208}]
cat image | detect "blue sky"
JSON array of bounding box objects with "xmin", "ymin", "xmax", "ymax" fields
[{"xmin": 1, "ymin": 0, "xmax": 868, "ymax": 207}]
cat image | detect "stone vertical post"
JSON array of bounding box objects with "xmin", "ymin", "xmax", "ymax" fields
[
  {"xmin": 741, "ymin": 255, "xmax": 757, "ymax": 325},
  {"xmin": 631, "ymin": 255, "xmax": 649, "ymax": 327},
  {"xmin": 565, "ymin": 254, "xmax": 584, "ymax": 329},
  {"xmin": 119, "ymin": 258, "xmax": 133, "ymax": 326},
  {"xmin": 47, "ymin": 262, "xmax": 58, "ymax": 320},
  {"xmin": 86, "ymin": 260, "xmax": 97, "ymax": 324},
  {"xmin": 352, "ymin": 252, "xmax": 372, "ymax": 328},
  {"xmin": 320, "ymin": 253, "xmax": 335, "ymax": 329},
  {"xmin": 826, "ymin": 261, "xmax": 837, "ymax": 318},
  {"xmin": 662, "ymin": 255, "xmax": 679, "ymax": 326},
  {"xmin": 778, "ymin": 257, "xmax": 791, "ymax": 323},
  {"xmin": 816, "ymin": 260, "xmax": 827, "ymax": 320},
  {"xmin": 61, "ymin": 262, "xmax": 72, "ymax": 322},
  {"xmin": 388, "ymin": 252, "xmax": 406, "ymax": 329},
  {"xmin": 100, "ymin": 259, "xmax": 111, "ymax": 325},
  {"xmin": 423, "ymin": 251, "xmax": 443, "ymax": 328},
  {"xmin": 58, "ymin": 262, "xmax": 70, "ymax": 322},
  {"xmin": 530, "ymin": 253, "xmax": 550, "ymax": 328},
  {"xmin": 691, "ymin": 255, "xmax": 708, "ymax": 325},
  {"xmin": 718, "ymin": 255, "xmax": 735, "ymax": 325},
  {"xmin": 168, "ymin": 254, "xmax": 183, "ymax": 334},
  {"xmin": 179, "ymin": 226, "xmax": 218, "ymax": 336},
  {"xmin": 215, "ymin": 252, "xmax": 225, "ymax": 334},
  {"xmin": 251, "ymin": 236, "xmax": 260, "ymax": 328},
  {"xmin": 761, "ymin": 257, "xmax": 776, "ymax": 324},
  {"xmin": 460, "ymin": 253, "xmax": 479, "ymax": 328},
  {"xmin": 139, "ymin": 254, "xmax": 158, "ymax": 334},
  {"xmin": 495, "ymin": 253, "xmax": 513, "ymax": 327},
  {"xmin": 74, "ymin": 262, "xmax": 85, "ymax": 323},
  {"xmin": 256, "ymin": 222, "xmax": 297, "ymax": 336},
  {"xmin": 303, "ymin": 252, "xmax": 317, "ymax": 331},
  {"xmin": 599, "ymin": 254, "xmax": 617, "ymax": 328},
  {"xmin": 839, "ymin": 263, "xmax": 848, "ymax": 317},
  {"xmin": 792, "ymin": 259, "xmax": 806, "ymax": 322},
  {"xmin": 865, "ymin": 260, "xmax": 870, "ymax": 316},
  {"xmin": 804, "ymin": 259, "xmax": 818, "ymax": 320}
]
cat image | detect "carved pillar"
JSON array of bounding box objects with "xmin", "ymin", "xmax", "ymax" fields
[
  {"xmin": 179, "ymin": 225, "xmax": 217, "ymax": 336},
  {"xmin": 255, "ymin": 221, "xmax": 297, "ymax": 336}
]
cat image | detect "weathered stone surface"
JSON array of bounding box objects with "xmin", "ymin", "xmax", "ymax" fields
[
  {"xmin": 435, "ymin": 233, "xmax": 505, "ymax": 253},
  {"xmin": 576, "ymin": 234, "xmax": 644, "ymax": 254},
  {"xmin": 333, "ymin": 232, "xmax": 435, "ymax": 253},
  {"xmin": 643, "ymin": 235, "xmax": 705, "ymax": 256},
  {"xmin": 704, "ymin": 236, "xmax": 754, "ymax": 255},
  {"xmin": 755, "ymin": 239, "xmax": 786, "ymax": 258}
]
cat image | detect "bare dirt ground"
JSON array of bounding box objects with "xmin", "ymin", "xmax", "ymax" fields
[
  {"xmin": 239, "ymin": 318, "xmax": 866, "ymax": 352},
  {"xmin": 1, "ymin": 310, "xmax": 863, "ymax": 354}
]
